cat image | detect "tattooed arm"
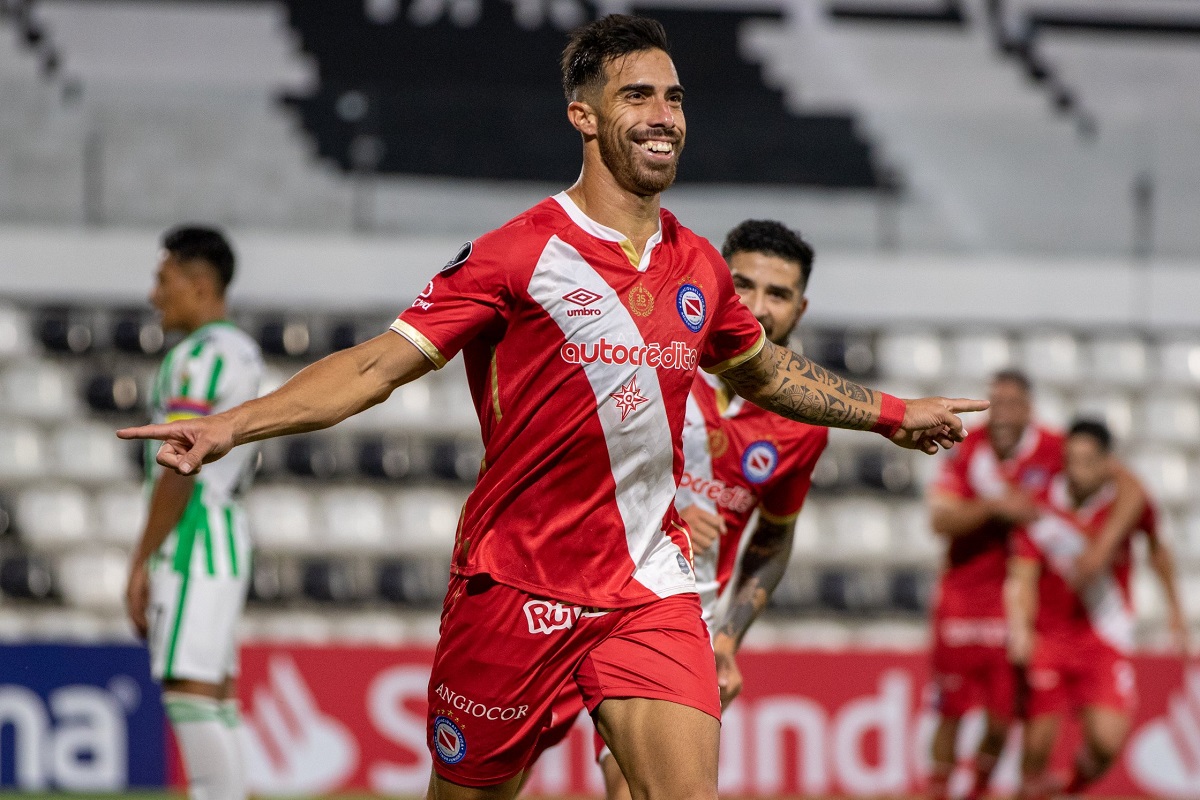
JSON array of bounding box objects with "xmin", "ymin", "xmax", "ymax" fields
[
  {"xmin": 711, "ymin": 515, "xmax": 796, "ymax": 708},
  {"xmin": 721, "ymin": 340, "xmax": 988, "ymax": 453}
]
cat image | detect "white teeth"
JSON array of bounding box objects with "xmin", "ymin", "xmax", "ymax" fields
[{"xmin": 641, "ymin": 141, "xmax": 672, "ymax": 154}]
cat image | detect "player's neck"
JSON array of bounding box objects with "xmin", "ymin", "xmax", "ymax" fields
[
  {"xmin": 182, "ymin": 305, "xmax": 228, "ymax": 336},
  {"xmin": 566, "ymin": 169, "xmax": 661, "ymax": 257}
]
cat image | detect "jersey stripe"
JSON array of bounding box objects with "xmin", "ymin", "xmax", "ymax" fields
[
  {"xmin": 224, "ymin": 506, "xmax": 239, "ymax": 577},
  {"xmin": 205, "ymin": 355, "xmax": 225, "ymax": 402},
  {"xmin": 526, "ymin": 236, "xmax": 691, "ymax": 598}
]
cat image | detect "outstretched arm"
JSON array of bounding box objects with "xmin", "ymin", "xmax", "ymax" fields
[
  {"xmin": 1147, "ymin": 533, "xmax": 1190, "ymax": 657},
  {"xmin": 712, "ymin": 515, "xmax": 795, "ymax": 708},
  {"xmin": 720, "ymin": 340, "xmax": 988, "ymax": 453},
  {"xmin": 118, "ymin": 333, "xmax": 434, "ymax": 474}
]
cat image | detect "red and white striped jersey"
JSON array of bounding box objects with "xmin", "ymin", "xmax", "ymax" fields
[
  {"xmin": 1014, "ymin": 475, "xmax": 1158, "ymax": 654},
  {"xmin": 677, "ymin": 372, "xmax": 827, "ymax": 621},
  {"xmin": 391, "ymin": 194, "xmax": 765, "ymax": 607}
]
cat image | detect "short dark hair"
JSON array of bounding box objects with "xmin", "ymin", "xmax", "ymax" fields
[
  {"xmin": 990, "ymin": 368, "xmax": 1032, "ymax": 393},
  {"xmin": 721, "ymin": 220, "xmax": 815, "ymax": 289},
  {"xmin": 1068, "ymin": 418, "xmax": 1113, "ymax": 452},
  {"xmin": 561, "ymin": 14, "xmax": 670, "ymax": 100},
  {"xmin": 162, "ymin": 225, "xmax": 235, "ymax": 292}
]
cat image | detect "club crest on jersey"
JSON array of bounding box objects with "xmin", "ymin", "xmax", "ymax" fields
[
  {"xmin": 742, "ymin": 441, "xmax": 779, "ymax": 484},
  {"xmin": 628, "ymin": 284, "xmax": 654, "ymax": 317},
  {"xmin": 441, "ymin": 241, "xmax": 472, "ymax": 274},
  {"xmin": 676, "ymin": 284, "xmax": 706, "ymax": 332},
  {"xmin": 433, "ymin": 716, "xmax": 467, "ymax": 764}
]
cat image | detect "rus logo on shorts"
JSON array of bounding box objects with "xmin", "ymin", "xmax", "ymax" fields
[{"xmin": 433, "ymin": 715, "xmax": 467, "ymax": 764}]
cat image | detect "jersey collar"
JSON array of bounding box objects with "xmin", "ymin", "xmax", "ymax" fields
[{"xmin": 553, "ymin": 192, "xmax": 662, "ymax": 273}]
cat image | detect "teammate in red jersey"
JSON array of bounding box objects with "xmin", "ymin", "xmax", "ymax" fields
[
  {"xmin": 925, "ymin": 373, "xmax": 1143, "ymax": 800},
  {"xmin": 1007, "ymin": 420, "xmax": 1188, "ymax": 800},
  {"xmin": 119, "ymin": 16, "xmax": 985, "ymax": 800}
]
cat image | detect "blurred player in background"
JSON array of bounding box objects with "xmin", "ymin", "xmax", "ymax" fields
[
  {"xmin": 1006, "ymin": 420, "xmax": 1188, "ymax": 800},
  {"xmin": 124, "ymin": 226, "xmax": 263, "ymax": 800},
  {"xmin": 925, "ymin": 372, "xmax": 1144, "ymax": 800},
  {"xmin": 121, "ymin": 16, "xmax": 985, "ymax": 800}
]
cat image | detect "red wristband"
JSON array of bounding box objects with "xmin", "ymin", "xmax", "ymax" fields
[{"xmin": 871, "ymin": 393, "xmax": 906, "ymax": 438}]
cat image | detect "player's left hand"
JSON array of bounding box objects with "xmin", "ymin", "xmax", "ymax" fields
[
  {"xmin": 679, "ymin": 505, "xmax": 725, "ymax": 555},
  {"xmin": 889, "ymin": 397, "xmax": 990, "ymax": 455},
  {"xmin": 125, "ymin": 560, "xmax": 150, "ymax": 639},
  {"xmin": 713, "ymin": 632, "xmax": 743, "ymax": 709}
]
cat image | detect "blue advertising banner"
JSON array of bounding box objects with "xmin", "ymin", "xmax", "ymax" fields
[{"xmin": 0, "ymin": 643, "xmax": 165, "ymax": 790}]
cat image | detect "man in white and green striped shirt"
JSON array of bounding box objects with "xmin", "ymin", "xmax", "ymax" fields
[{"xmin": 126, "ymin": 226, "xmax": 263, "ymax": 800}]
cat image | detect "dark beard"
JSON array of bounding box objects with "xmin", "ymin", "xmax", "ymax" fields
[{"xmin": 597, "ymin": 117, "xmax": 680, "ymax": 196}]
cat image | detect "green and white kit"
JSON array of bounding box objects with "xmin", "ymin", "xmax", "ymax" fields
[{"xmin": 145, "ymin": 321, "xmax": 263, "ymax": 684}]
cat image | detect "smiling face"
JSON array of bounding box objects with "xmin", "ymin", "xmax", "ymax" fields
[
  {"xmin": 729, "ymin": 251, "xmax": 808, "ymax": 345},
  {"xmin": 589, "ymin": 48, "xmax": 685, "ymax": 196},
  {"xmin": 987, "ymin": 377, "xmax": 1033, "ymax": 458},
  {"xmin": 1065, "ymin": 433, "xmax": 1113, "ymax": 502}
]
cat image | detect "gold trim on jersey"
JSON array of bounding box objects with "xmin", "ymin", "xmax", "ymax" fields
[
  {"xmin": 758, "ymin": 507, "xmax": 801, "ymax": 525},
  {"xmin": 489, "ymin": 346, "xmax": 503, "ymax": 421},
  {"xmin": 619, "ymin": 239, "xmax": 640, "ymax": 269},
  {"xmin": 390, "ymin": 319, "xmax": 447, "ymax": 369},
  {"xmin": 704, "ymin": 328, "xmax": 766, "ymax": 374}
]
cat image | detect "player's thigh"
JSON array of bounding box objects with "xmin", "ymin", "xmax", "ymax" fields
[
  {"xmin": 982, "ymin": 649, "xmax": 1019, "ymax": 724},
  {"xmin": 594, "ymin": 697, "xmax": 719, "ymax": 800},
  {"xmin": 148, "ymin": 563, "xmax": 245, "ymax": 685},
  {"xmin": 599, "ymin": 741, "xmax": 633, "ymax": 800},
  {"xmin": 431, "ymin": 771, "xmax": 525, "ymax": 800},
  {"xmin": 1081, "ymin": 704, "xmax": 1132, "ymax": 759},
  {"xmin": 1021, "ymin": 714, "xmax": 1061, "ymax": 765}
]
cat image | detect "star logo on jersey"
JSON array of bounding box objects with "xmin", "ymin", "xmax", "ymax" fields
[
  {"xmin": 628, "ymin": 285, "xmax": 654, "ymax": 317},
  {"xmin": 611, "ymin": 376, "xmax": 649, "ymax": 421}
]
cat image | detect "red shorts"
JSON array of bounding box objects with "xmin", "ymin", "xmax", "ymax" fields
[
  {"xmin": 427, "ymin": 574, "xmax": 719, "ymax": 787},
  {"xmin": 931, "ymin": 642, "xmax": 1018, "ymax": 721},
  {"xmin": 1027, "ymin": 635, "xmax": 1136, "ymax": 718}
]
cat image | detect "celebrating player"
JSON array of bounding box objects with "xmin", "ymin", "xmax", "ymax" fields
[
  {"xmin": 1006, "ymin": 420, "xmax": 1188, "ymax": 800},
  {"xmin": 120, "ymin": 17, "xmax": 985, "ymax": 800},
  {"xmin": 125, "ymin": 226, "xmax": 263, "ymax": 800},
  {"xmin": 925, "ymin": 371, "xmax": 1144, "ymax": 800}
]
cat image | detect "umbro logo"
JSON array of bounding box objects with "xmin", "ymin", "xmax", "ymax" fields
[{"xmin": 563, "ymin": 288, "xmax": 603, "ymax": 317}]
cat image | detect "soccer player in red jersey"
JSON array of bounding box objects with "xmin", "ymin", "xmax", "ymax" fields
[
  {"xmin": 925, "ymin": 373, "xmax": 1144, "ymax": 800},
  {"xmin": 120, "ymin": 16, "xmax": 986, "ymax": 800},
  {"xmin": 1007, "ymin": 420, "xmax": 1188, "ymax": 800}
]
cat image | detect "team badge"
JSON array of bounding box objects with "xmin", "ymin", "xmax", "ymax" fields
[
  {"xmin": 741, "ymin": 441, "xmax": 779, "ymax": 484},
  {"xmin": 433, "ymin": 715, "xmax": 467, "ymax": 764},
  {"xmin": 707, "ymin": 427, "xmax": 729, "ymax": 459},
  {"xmin": 441, "ymin": 242, "xmax": 472, "ymax": 274},
  {"xmin": 628, "ymin": 284, "xmax": 654, "ymax": 317},
  {"xmin": 676, "ymin": 284, "xmax": 706, "ymax": 332}
]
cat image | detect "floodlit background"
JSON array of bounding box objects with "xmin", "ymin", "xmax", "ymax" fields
[{"xmin": 0, "ymin": 0, "xmax": 1197, "ymax": 796}]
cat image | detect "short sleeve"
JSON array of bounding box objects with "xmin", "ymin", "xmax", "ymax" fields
[
  {"xmin": 932, "ymin": 444, "xmax": 974, "ymax": 499},
  {"xmin": 392, "ymin": 235, "xmax": 521, "ymax": 368},
  {"xmin": 166, "ymin": 340, "xmax": 222, "ymax": 421},
  {"xmin": 698, "ymin": 257, "xmax": 765, "ymax": 374},
  {"xmin": 1012, "ymin": 527, "xmax": 1040, "ymax": 561}
]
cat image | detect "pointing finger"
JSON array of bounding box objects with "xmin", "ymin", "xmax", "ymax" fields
[
  {"xmin": 947, "ymin": 398, "xmax": 989, "ymax": 414},
  {"xmin": 117, "ymin": 423, "xmax": 179, "ymax": 441}
]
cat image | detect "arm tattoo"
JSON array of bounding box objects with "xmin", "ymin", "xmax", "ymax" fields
[
  {"xmin": 723, "ymin": 341, "xmax": 880, "ymax": 430},
  {"xmin": 716, "ymin": 518, "xmax": 795, "ymax": 645}
]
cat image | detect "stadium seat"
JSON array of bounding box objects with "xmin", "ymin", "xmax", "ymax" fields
[
  {"xmin": 110, "ymin": 311, "xmax": 164, "ymax": 355},
  {"xmin": 245, "ymin": 485, "xmax": 315, "ymax": 553},
  {"xmin": 800, "ymin": 329, "xmax": 875, "ymax": 377},
  {"xmin": 357, "ymin": 435, "xmax": 419, "ymax": 479},
  {"xmin": 37, "ymin": 308, "xmax": 94, "ymax": 355},
  {"xmin": 57, "ymin": 548, "xmax": 127, "ymax": 610},
  {"xmin": 95, "ymin": 485, "xmax": 146, "ymax": 546},
  {"xmin": 1073, "ymin": 391, "xmax": 1135, "ymax": 441},
  {"xmin": 390, "ymin": 489, "xmax": 464, "ymax": 555},
  {"xmin": 809, "ymin": 445, "xmax": 855, "ymax": 492},
  {"xmin": 49, "ymin": 422, "xmax": 137, "ymax": 482},
  {"xmin": 258, "ymin": 318, "xmax": 313, "ymax": 358},
  {"xmin": 429, "ymin": 437, "xmax": 484, "ymax": 482},
  {"xmin": 1032, "ymin": 386, "xmax": 1073, "ymax": 431},
  {"xmin": 1128, "ymin": 448, "xmax": 1194, "ymax": 508},
  {"xmin": 949, "ymin": 331, "xmax": 1013, "ymax": 380},
  {"xmin": 247, "ymin": 555, "xmax": 302, "ymax": 603},
  {"xmin": 817, "ymin": 567, "xmax": 889, "ymax": 614},
  {"xmin": 85, "ymin": 371, "xmax": 143, "ymax": 413},
  {"xmin": 771, "ymin": 565, "xmax": 820, "ymax": 611},
  {"xmin": 822, "ymin": 498, "xmax": 893, "ymax": 563},
  {"xmin": 318, "ymin": 487, "xmax": 387, "ymax": 552},
  {"xmin": 0, "ymin": 493, "xmax": 11, "ymax": 537},
  {"xmin": 889, "ymin": 569, "xmax": 935, "ymax": 614},
  {"xmin": 343, "ymin": 379, "xmax": 433, "ymax": 431},
  {"xmin": 854, "ymin": 447, "xmax": 915, "ymax": 493},
  {"xmin": 1180, "ymin": 510, "xmax": 1200, "ymax": 567},
  {"xmin": 377, "ymin": 556, "xmax": 451, "ymax": 608},
  {"xmin": 1019, "ymin": 331, "xmax": 1082, "ymax": 384},
  {"xmin": 0, "ymin": 555, "xmax": 55, "ymax": 600},
  {"xmin": 426, "ymin": 361, "xmax": 478, "ymax": 430},
  {"xmin": 788, "ymin": 500, "xmax": 824, "ymax": 562},
  {"xmin": 1137, "ymin": 395, "xmax": 1200, "ymax": 447},
  {"xmin": 1156, "ymin": 337, "xmax": 1200, "ymax": 387},
  {"xmin": 875, "ymin": 330, "xmax": 945, "ymax": 381},
  {"xmin": 1085, "ymin": 335, "xmax": 1148, "ymax": 388},
  {"xmin": 1181, "ymin": 575, "xmax": 1200, "ymax": 622},
  {"xmin": 283, "ymin": 435, "xmax": 341, "ymax": 478},
  {"xmin": 300, "ymin": 558, "xmax": 373, "ymax": 604},
  {"xmin": 890, "ymin": 501, "xmax": 943, "ymax": 565},
  {"xmin": 15, "ymin": 486, "xmax": 91, "ymax": 550},
  {"xmin": 0, "ymin": 360, "xmax": 79, "ymax": 420},
  {"xmin": 0, "ymin": 304, "xmax": 34, "ymax": 361},
  {"xmin": 0, "ymin": 422, "xmax": 46, "ymax": 481}
]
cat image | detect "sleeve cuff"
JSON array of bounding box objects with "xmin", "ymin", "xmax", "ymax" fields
[
  {"xmin": 871, "ymin": 393, "xmax": 906, "ymax": 438},
  {"xmin": 704, "ymin": 328, "xmax": 766, "ymax": 375},
  {"xmin": 757, "ymin": 507, "xmax": 800, "ymax": 525},
  {"xmin": 390, "ymin": 318, "xmax": 447, "ymax": 369}
]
